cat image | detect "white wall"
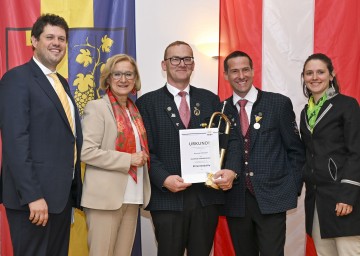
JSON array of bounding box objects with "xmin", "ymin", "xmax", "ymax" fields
[
  {"xmin": 135, "ymin": 0, "xmax": 220, "ymax": 96},
  {"xmin": 136, "ymin": 1, "xmax": 220, "ymax": 255}
]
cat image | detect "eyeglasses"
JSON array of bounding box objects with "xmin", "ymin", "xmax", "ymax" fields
[
  {"xmin": 164, "ymin": 56, "xmax": 194, "ymax": 66},
  {"xmin": 111, "ymin": 72, "xmax": 135, "ymax": 80}
]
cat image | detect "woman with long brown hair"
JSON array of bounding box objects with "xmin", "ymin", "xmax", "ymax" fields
[{"xmin": 300, "ymin": 53, "xmax": 360, "ymax": 255}]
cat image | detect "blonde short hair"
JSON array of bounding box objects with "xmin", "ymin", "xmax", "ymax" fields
[{"xmin": 99, "ymin": 54, "xmax": 141, "ymax": 91}]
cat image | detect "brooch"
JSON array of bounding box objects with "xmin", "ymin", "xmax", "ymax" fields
[
  {"xmin": 253, "ymin": 112, "xmax": 263, "ymax": 129},
  {"xmin": 194, "ymin": 106, "xmax": 200, "ymax": 116}
]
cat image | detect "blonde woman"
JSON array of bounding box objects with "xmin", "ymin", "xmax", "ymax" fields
[{"xmin": 81, "ymin": 54, "xmax": 150, "ymax": 256}]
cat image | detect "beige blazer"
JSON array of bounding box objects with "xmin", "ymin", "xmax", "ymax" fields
[{"xmin": 80, "ymin": 94, "xmax": 151, "ymax": 210}]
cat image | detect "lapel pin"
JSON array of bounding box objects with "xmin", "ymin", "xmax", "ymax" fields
[
  {"xmin": 167, "ymin": 107, "xmax": 172, "ymax": 111},
  {"xmin": 254, "ymin": 113, "xmax": 263, "ymax": 129},
  {"xmin": 255, "ymin": 115, "xmax": 262, "ymax": 123},
  {"xmin": 194, "ymin": 107, "xmax": 200, "ymax": 116}
]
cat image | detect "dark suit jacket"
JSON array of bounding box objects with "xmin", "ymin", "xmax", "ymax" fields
[
  {"xmin": 300, "ymin": 93, "xmax": 360, "ymax": 238},
  {"xmin": 136, "ymin": 85, "xmax": 240, "ymax": 211},
  {"xmin": 0, "ymin": 58, "xmax": 83, "ymax": 213},
  {"xmin": 223, "ymin": 90, "xmax": 305, "ymax": 217}
]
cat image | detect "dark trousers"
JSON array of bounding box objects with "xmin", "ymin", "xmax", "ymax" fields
[
  {"xmin": 6, "ymin": 196, "xmax": 72, "ymax": 256},
  {"xmin": 151, "ymin": 188, "xmax": 219, "ymax": 256},
  {"xmin": 227, "ymin": 191, "xmax": 286, "ymax": 256}
]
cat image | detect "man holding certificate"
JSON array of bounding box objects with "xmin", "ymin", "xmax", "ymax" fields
[{"xmin": 136, "ymin": 41, "xmax": 240, "ymax": 256}]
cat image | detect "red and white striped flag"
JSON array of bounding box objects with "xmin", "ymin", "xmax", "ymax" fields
[{"xmin": 215, "ymin": 0, "xmax": 359, "ymax": 255}]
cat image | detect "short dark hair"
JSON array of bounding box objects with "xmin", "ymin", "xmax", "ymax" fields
[
  {"xmin": 31, "ymin": 14, "xmax": 69, "ymax": 41},
  {"xmin": 301, "ymin": 53, "xmax": 339, "ymax": 98},
  {"xmin": 163, "ymin": 41, "xmax": 193, "ymax": 59},
  {"xmin": 224, "ymin": 51, "xmax": 253, "ymax": 72}
]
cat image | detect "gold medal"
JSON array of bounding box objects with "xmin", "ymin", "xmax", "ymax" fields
[{"xmin": 254, "ymin": 113, "xmax": 262, "ymax": 130}]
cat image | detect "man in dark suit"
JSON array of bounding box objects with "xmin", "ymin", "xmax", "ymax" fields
[
  {"xmin": 222, "ymin": 51, "xmax": 305, "ymax": 255},
  {"xmin": 0, "ymin": 14, "xmax": 82, "ymax": 256},
  {"xmin": 136, "ymin": 41, "xmax": 239, "ymax": 256}
]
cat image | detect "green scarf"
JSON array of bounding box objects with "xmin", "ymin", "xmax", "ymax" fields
[{"xmin": 306, "ymin": 94, "xmax": 327, "ymax": 133}]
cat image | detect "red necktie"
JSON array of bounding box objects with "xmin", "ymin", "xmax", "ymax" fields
[
  {"xmin": 239, "ymin": 100, "xmax": 249, "ymax": 136},
  {"xmin": 178, "ymin": 91, "xmax": 190, "ymax": 128}
]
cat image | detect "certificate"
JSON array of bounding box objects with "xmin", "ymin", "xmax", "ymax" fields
[{"xmin": 179, "ymin": 128, "xmax": 220, "ymax": 183}]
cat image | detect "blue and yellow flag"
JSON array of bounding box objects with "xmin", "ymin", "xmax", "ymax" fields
[{"xmin": 0, "ymin": 1, "xmax": 137, "ymax": 255}]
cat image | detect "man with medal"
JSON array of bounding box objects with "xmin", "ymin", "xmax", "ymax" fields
[
  {"xmin": 221, "ymin": 50, "xmax": 306, "ymax": 255},
  {"xmin": 136, "ymin": 41, "xmax": 240, "ymax": 256}
]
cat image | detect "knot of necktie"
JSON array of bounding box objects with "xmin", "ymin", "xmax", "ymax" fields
[
  {"xmin": 239, "ymin": 99, "xmax": 248, "ymax": 108},
  {"xmin": 178, "ymin": 91, "xmax": 187, "ymax": 98}
]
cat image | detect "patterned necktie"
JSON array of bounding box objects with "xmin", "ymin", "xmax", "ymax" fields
[
  {"xmin": 239, "ymin": 100, "xmax": 249, "ymax": 136},
  {"xmin": 239, "ymin": 99, "xmax": 255, "ymax": 194},
  {"xmin": 48, "ymin": 73, "xmax": 77, "ymax": 165},
  {"xmin": 178, "ymin": 91, "xmax": 190, "ymax": 128}
]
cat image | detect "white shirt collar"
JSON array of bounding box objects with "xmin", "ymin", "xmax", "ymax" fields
[
  {"xmin": 166, "ymin": 83, "xmax": 190, "ymax": 97},
  {"xmin": 32, "ymin": 56, "xmax": 56, "ymax": 76},
  {"xmin": 232, "ymin": 85, "xmax": 258, "ymax": 105}
]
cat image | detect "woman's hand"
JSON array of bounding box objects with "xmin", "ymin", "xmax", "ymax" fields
[
  {"xmin": 335, "ymin": 203, "xmax": 353, "ymax": 216},
  {"xmin": 131, "ymin": 151, "xmax": 149, "ymax": 167}
]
